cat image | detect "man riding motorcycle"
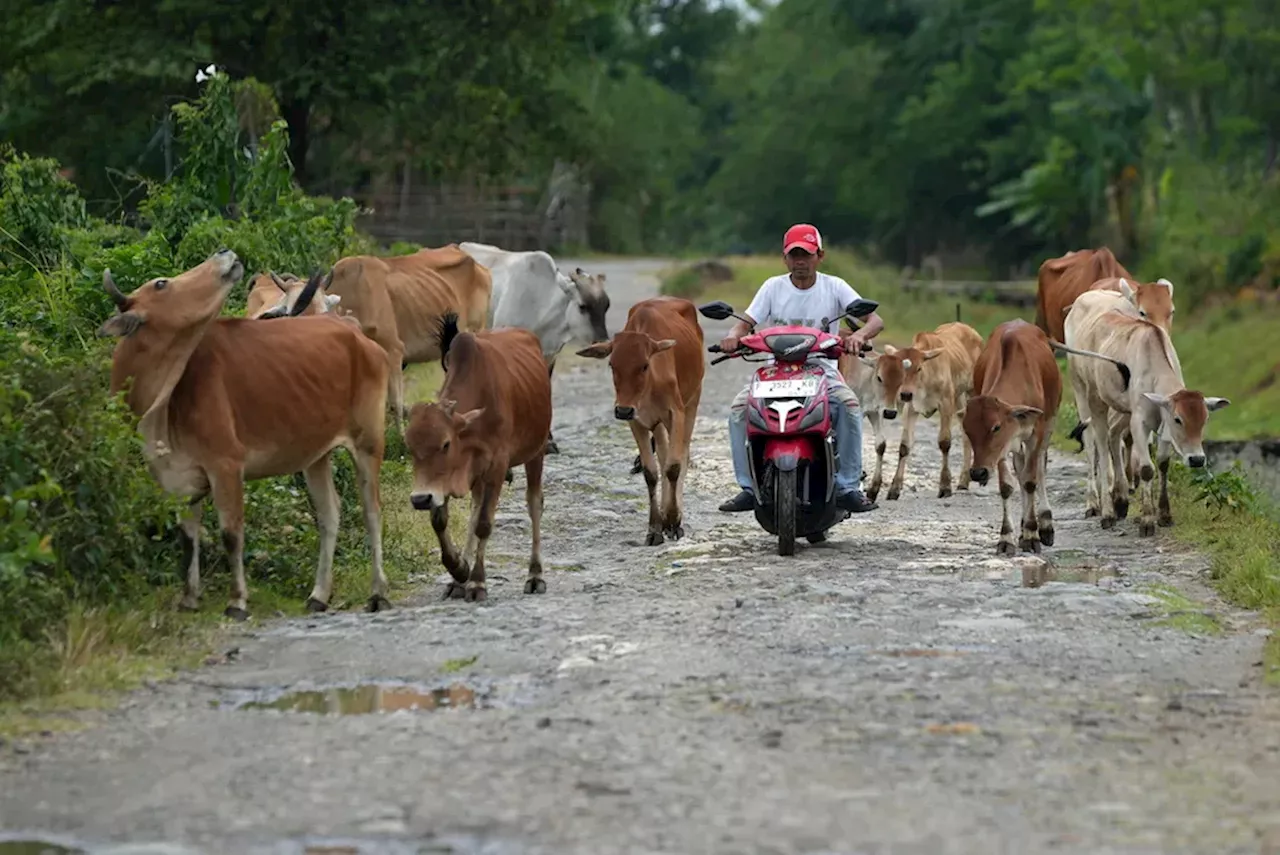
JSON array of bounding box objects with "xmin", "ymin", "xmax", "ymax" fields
[{"xmin": 718, "ymin": 223, "xmax": 885, "ymax": 514}]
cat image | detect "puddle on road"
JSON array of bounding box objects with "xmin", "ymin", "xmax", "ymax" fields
[
  {"xmin": 1021, "ymin": 549, "xmax": 1121, "ymax": 588},
  {"xmin": 230, "ymin": 682, "xmax": 483, "ymax": 715}
]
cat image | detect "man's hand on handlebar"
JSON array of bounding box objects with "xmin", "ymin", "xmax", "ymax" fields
[
  {"xmin": 719, "ymin": 335, "xmax": 741, "ymax": 353},
  {"xmin": 842, "ymin": 329, "xmax": 870, "ymax": 354}
]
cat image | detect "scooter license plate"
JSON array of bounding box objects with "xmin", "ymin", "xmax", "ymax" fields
[{"xmin": 753, "ymin": 376, "xmax": 819, "ymax": 398}]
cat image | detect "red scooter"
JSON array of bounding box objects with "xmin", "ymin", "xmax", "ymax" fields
[{"xmin": 700, "ymin": 298, "xmax": 879, "ymax": 556}]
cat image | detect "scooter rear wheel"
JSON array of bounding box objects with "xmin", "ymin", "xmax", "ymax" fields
[{"xmin": 775, "ymin": 468, "xmax": 796, "ymax": 556}]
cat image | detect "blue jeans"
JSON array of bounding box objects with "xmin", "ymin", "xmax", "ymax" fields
[{"xmin": 729, "ymin": 375, "xmax": 863, "ymax": 496}]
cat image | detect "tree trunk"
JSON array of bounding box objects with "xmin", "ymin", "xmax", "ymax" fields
[{"xmin": 282, "ymin": 98, "xmax": 311, "ymax": 186}]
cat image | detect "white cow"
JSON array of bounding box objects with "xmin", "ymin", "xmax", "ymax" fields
[{"xmin": 458, "ymin": 241, "xmax": 611, "ymax": 454}]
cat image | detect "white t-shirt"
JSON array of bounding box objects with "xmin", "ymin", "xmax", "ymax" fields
[{"xmin": 744, "ymin": 272, "xmax": 862, "ymax": 380}]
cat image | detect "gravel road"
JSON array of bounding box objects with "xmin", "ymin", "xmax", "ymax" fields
[{"xmin": 2, "ymin": 257, "xmax": 1278, "ymax": 855}]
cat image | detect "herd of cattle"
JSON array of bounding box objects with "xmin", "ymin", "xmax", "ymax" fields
[{"xmin": 93, "ymin": 242, "xmax": 1227, "ymax": 620}]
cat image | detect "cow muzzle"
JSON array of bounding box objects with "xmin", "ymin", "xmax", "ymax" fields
[
  {"xmin": 899, "ymin": 391, "xmax": 913, "ymax": 403},
  {"xmin": 1188, "ymin": 454, "xmax": 1206, "ymax": 469},
  {"xmin": 969, "ymin": 467, "xmax": 989, "ymax": 487},
  {"xmin": 410, "ymin": 492, "xmax": 437, "ymax": 511},
  {"xmin": 614, "ymin": 406, "xmax": 635, "ymax": 421},
  {"xmin": 882, "ymin": 408, "xmax": 898, "ymax": 420}
]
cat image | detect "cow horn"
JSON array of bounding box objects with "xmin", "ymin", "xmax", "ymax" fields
[
  {"xmin": 269, "ymin": 270, "xmax": 287, "ymax": 289},
  {"xmin": 440, "ymin": 399, "xmax": 457, "ymax": 416},
  {"xmin": 103, "ymin": 269, "xmax": 128, "ymax": 310}
]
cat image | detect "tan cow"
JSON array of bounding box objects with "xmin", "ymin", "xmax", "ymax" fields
[
  {"xmin": 871, "ymin": 321, "xmax": 984, "ymax": 500},
  {"xmin": 322, "ymin": 244, "xmax": 494, "ymax": 430},
  {"xmin": 577, "ymin": 296, "xmax": 705, "ymax": 546},
  {"xmin": 247, "ymin": 270, "xmax": 343, "ymax": 319},
  {"xmin": 962, "ymin": 319, "xmax": 1125, "ymax": 554},
  {"xmin": 97, "ymin": 249, "xmax": 391, "ymax": 618},
  {"xmin": 406, "ymin": 313, "xmax": 552, "ymax": 603},
  {"xmin": 1064, "ymin": 289, "xmax": 1229, "ymax": 535},
  {"xmin": 838, "ymin": 347, "xmax": 888, "ymax": 500}
]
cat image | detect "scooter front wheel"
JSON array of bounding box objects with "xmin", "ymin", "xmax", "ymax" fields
[{"xmin": 775, "ymin": 468, "xmax": 796, "ymax": 556}]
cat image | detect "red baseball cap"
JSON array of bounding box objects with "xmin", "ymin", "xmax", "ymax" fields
[{"xmin": 783, "ymin": 223, "xmax": 822, "ymax": 255}]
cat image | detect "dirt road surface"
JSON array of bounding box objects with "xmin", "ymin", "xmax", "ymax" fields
[{"xmin": 2, "ymin": 258, "xmax": 1278, "ymax": 855}]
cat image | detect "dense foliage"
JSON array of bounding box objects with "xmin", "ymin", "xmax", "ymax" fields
[{"xmin": 0, "ymin": 72, "xmax": 390, "ymax": 700}]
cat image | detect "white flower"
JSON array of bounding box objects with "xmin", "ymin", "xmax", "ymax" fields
[{"xmin": 195, "ymin": 63, "xmax": 217, "ymax": 83}]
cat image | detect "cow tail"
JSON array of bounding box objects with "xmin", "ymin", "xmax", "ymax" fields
[
  {"xmin": 1068, "ymin": 421, "xmax": 1087, "ymax": 452},
  {"xmin": 290, "ymin": 269, "xmax": 324, "ymax": 316},
  {"xmin": 1047, "ymin": 339, "xmax": 1131, "ymax": 391},
  {"xmin": 437, "ymin": 311, "xmax": 461, "ymax": 371}
]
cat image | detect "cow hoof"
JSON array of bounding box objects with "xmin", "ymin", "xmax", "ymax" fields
[
  {"xmin": 1114, "ymin": 498, "xmax": 1130, "ymax": 520},
  {"xmin": 523, "ymin": 577, "xmax": 547, "ymax": 595},
  {"xmin": 664, "ymin": 523, "xmax": 685, "ymax": 540},
  {"xmin": 224, "ymin": 606, "xmax": 249, "ymax": 622},
  {"xmin": 645, "ymin": 530, "xmax": 665, "ymax": 547},
  {"xmin": 866, "ymin": 488, "xmax": 880, "ymax": 502},
  {"xmin": 443, "ymin": 581, "xmax": 467, "ymax": 600},
  {"xmin": 1039, "ymin": 527, "xmax": 1056, "ymax": 547},
  {"xmin": 1018, "ymin": 537, "xmax": 1041, "ymax": 554},
  {"xmin": 1100, "ymin": 517, "xmax": 1116, "ymax": 530},
  {"xmin": 886, "ymin": 488, "xmax": 901, "ymax": 501},
  {"xmin": 1139, "ymin": 521, "xmax": 1156, "ymax": 537},
  {"xmin": 504, "ymin": 469, "xmax": 515, "ymax": 484},
  {"xmin": 545, "ymin": 439, "xmax": 560, "ymax": 455},
  {"xmin": 1084, "ymin": 507, "xmax": 1100, "ymax": 518},
  {"xmin": 938, "ymin": 486, "xmax": 952, "ymax": 499},
  {"xmin": 1158, "ymin": 514, "xmax": 1174, "ymax": 528},
  {"xmin": 177, "ymin": 599, "xmax": 200, "ymax": 613},
  {"xmin": 304, "ymin": 597, "xmax": 329, "ymax": 613},
  {"xmin": 464, "ymin": 585, "xmax": 487, "ymax": 603},
  {"xmin": 366, "ymin": 594, "xmax": 392, "ymax": 613},
  {"xmin": 957, "ymin": 482, "xmax": 970, "ymax": 492},
  {"xmin": 996, "ymin": 541, "xmax": 1017, "ymax": 556}
]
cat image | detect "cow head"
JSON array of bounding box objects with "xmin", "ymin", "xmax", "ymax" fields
[
  {"xmin": 565, "ymin": 267, "xmax": 611, "ymax": 345},
  {"xmin": 98, "ymin": 248, "xmax": 243, "ymax": 341},
  {"xmin": 405, "ymin": 399, "xmax": 486, "ymax": 510},
  {"xmin": 962, "ymin": 395, "xmax": 1043, "ymax": 487},
  {"xmin": 576, "ymin": 331, "xmax": 675, "ymax": 422},
  {"xmin": 1117, "ymin": 277, "xmax": 1175, "ymax": 331},
  {"xmin": 1141, "ymin": 389, "xmax": 1229, "ymax": 469},
  {"xmin": 875, "ymin": 344, "xmax": 942, "ymax": 419}
]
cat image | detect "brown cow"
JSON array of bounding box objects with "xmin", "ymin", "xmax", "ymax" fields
[
  {"xmin": 406, "ymin": 313, "xmax": 552, "ymax": 603},
  {"xmin": 1035, "ymin": 247, "xmax": 1176, "ymax": 344},
  {"xmin": 872, "ymin": 321, "xmax": 984, "ymax": 500},
  {"xmin": 962, "ymin": 319, "xmax": 1125, "ymax": 555},
  {"xmin": 577, "ymin": 296, "xmax": 705, "ymax": 546},
  {"xmin": 323, "ymin": 244, "xmax": 494, "ymax": 431},
  {"xmin": 97, "ymin": 249, "xmax": 391, "ymax": 618}
]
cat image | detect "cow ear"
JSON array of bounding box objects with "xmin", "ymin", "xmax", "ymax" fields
[
  {"xmin": 1118, "ymin": 278, "xmax": 1136, "ymax": 301},
  {"xmin": 97, "ymin": 311, "xmax": 146, "ymax": 338},
  {"xmin": 1009, "ymin": 405, "xmax": 1042, "ymax": 422},
  {"xmin": 1156, "ymin": 277, "xmax": 1174, "ymax": 294},
  {"xmin": 1204, "ymin": 396, "xmax": 1230, "ymax": 411},
  {"xmin": 1142, "ymin": 392, "xmax": 1170, "ymax": 409},
  {"xmin": 576, "ymin": 341, "xmax": 613, "ymax": 359},
  {"xmin": 455, "ymin": 408, "xmax": 485, "ymax": 430},
  {"xmin": 882, "ymin": 344, "xmax": 898, "ymax": 356},
  {"xmin": 651, "ymin": 338, "xmax": 676, "ymax": 353},
  {"xmin": 323, "ymin": 294, "xmax": 342, "ymax": 310},
  {"xmin": 922, "ymin": 348, "xmax": 943, "ymax": 361}
]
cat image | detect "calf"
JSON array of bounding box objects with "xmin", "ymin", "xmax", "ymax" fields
[
  {"xmin": 838, "ymin": 348, "xmax": 887, "ymax": 499},
  {"xmin": 1064, "ymin": 289, "xmax": 1228, "ymax": 535},
  {"xmin": 578, "ymin": 296, "xmax": 705, "ymax": 545},
  {"xmin": 873, "ymin": 321, "xmax": 984, "ymax": 500},
  {"xmin": 97, "ymin": 250, "xmax": 390, "ymax": 618},
  {"xmin": 962, "ymin": 319, "xmax": 1123, "ymax": 554},
  {"xmin": 406, "ymin": 314, "xmax": 553, "ymax": 602}
]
